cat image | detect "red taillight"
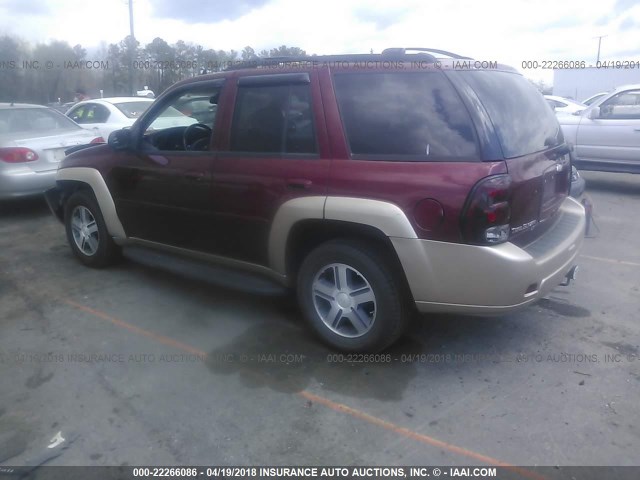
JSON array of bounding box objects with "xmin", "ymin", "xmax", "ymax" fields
[
  {"xmin": 90, "ymin": 137, "xmax": 105, "ymax": 144},
  {"xmin": 0, "ymin": 147, "xmax": 39, "ymax": 163},
  {"xmin": 461, "ymin": 174, "xmax": 512, "ymax": 245}
]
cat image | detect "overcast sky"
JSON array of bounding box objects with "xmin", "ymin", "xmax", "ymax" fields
[{"xmin": 1, "ymin": 0, "xmax": 639, "ymax": 83}]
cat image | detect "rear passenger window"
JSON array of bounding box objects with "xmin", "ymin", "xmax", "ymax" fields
[
  {"xmin": 460, "ymin": 71, "xmax": 562, "ymax": 158},
  {"xmin": 333, "ymin": 72, "xmax": 478, "ymax": 159},
  {"xmin": 230, "ymin": 84, "xmax": 317, "ymax": 154}
]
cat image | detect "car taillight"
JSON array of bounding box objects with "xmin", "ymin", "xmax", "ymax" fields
[
  {"xmin": 461, "ymin": 174, "xmax": 512, "ymax": 245},
  {"xmin": 0, "ymin": 147, "xmax": 39, "ymax": 163},
  {"xmin": 90, "ymin": 137, "xmax": 105, "ymax": 144}
]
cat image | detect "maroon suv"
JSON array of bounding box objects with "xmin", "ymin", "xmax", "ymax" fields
[{"xmin": 46, "ymin": 48, "xmax": 586, "ymax": 352}]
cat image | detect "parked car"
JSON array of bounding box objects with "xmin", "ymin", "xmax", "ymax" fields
[
  {"xmin": 558, "ymin": 84, "xmax": 640, "ymax": 174},
  {"xmin": 136, "ymin": 86, "xmax": 155, "ymax": 98},
  {"xmin": 66, "ymin": 97, "xmax": 197, "ymax": 140},
  {"xmin": 0, "ymin": 103, "xmax": 102, "ymax": 199},
  {"xmin": 45, "ymin": 48, "xmax": 585, "ymax": 351},
  {"xmin": 581, "ymin": 92, "xmax": 607, "ymax": 106},
  {"xmin": 544, "ymin": 95, "xmax": 587, "ymax": 115}
]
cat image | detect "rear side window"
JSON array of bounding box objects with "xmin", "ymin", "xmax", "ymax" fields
[
  {"xmin": 333, "ymin": 72, "xmax": 478, "ymax": 159},
  {"xmin": 230, "ymin": 84, "xmax": 317, "ymax": 154},
  {"xmin": 460, "ymin": 71, "xmax": 562, "ymax": 158}
]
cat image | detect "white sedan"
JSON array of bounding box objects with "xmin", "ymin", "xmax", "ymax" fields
[
  {"xmin": 66, "ymin": 97, "xmax": 196, "ymax": 140},
  {"xmin": 544, "ymin": 95, "xmax": 587, "ymax": 116}
]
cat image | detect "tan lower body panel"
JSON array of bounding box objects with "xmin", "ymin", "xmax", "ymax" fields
[
  {"xmin": 393, "ymin": 197, "xmax": 586, "ymax": 315},
  {"xmin": 57, "ymin": 167, "xmax": 126, "ymax": 240}
]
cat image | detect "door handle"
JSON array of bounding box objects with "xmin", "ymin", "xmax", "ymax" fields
[
  {"xmin": 286, "ymin": 179, "xmax": 312, "ymax": 189},
  {"xmin": 634, "ymin": 128, "xmax": 640, "ymax": 132}
]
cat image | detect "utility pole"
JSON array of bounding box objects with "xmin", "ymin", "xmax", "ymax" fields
[
  {"xmin": 594, "ymin": 35, "xmax": 607, "ymax": 63},
  {"xmin": 128, "ymin": 0, "xmax": 135, "ymax": 96}
]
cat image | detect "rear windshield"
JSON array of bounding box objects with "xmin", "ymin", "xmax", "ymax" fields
[
  {"xmin": 114, "ymin": 101, "xmax": 153, "ymax": 119},
  {"xmin": 460, "ymin": 71, "xmax": 562, "ymax": 158},
  {"xmin": 0, "ymin": 108, "xmax": 80, "ymax": 134},
  {"xmin": 333, "ymin": 72, "xmax": 478, "ymax": 160}
]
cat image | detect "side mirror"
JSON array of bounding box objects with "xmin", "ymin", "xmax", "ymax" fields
[
  {"xmin": 108, "ymin": 128, "xmax": 132, "ymax": 151},
  {"xmin": 587, "ymin": 107, "xmax": 600, "ymax": 119}
]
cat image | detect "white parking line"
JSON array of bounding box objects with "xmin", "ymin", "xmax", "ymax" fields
[{"xmin": 580, "ymin": 254, "xmax": 640, "ymax": 268}]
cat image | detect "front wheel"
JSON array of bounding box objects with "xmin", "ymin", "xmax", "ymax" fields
[
  {"xmin": 64, "ymin": 190, "xmax": 121, "ymax": 268},
  {"xmin": 297, "ymin": 240, "xmax": 410, "ymax": 352}
]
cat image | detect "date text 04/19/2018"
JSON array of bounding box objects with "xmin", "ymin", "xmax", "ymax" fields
[{"xmin": 521, "ymin": 60, "xmax": 640, "ymax": 69}]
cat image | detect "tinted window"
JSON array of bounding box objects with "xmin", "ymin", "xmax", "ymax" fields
[
  {"xmin": 230, "ymin": 84, "xmax": 317, "ymax": 154},
  {"xmin": 333, "ymin": 72, "xmax": 477, "ymax": 159},
  {"xmin": 84, "ymin": 104, "xmax": 110, "ymax": 123},
  {"xmin": 460, "ymin": 71, "xmax": 562, "ymax": 158},
  {"xmin": 600, "ymin": 90, "xmax": 640, "ymax": 119},
  {"xmin": 68, "ymin": 105, "xmax": 86, "ymax": 123}
]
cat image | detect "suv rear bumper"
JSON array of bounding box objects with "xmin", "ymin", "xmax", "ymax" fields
[{"xmin": 391, "ymin": 197, "xmax": 585, "ymax": 315}]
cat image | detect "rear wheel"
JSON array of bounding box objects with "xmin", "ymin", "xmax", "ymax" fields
[
  {"xmin": 297, "ymin": 239, "xmax": 410, "ymax": 352},
  {"xmin": 64, "ymin": 190, "xmax": 121, "ymax": 268}
]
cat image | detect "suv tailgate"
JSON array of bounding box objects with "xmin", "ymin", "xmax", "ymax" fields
[{"xmin": 459, "ymin": 69, "xmax": 570, "ymax": 240}]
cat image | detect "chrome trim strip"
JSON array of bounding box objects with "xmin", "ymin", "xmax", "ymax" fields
[
  {"xmin": 414, "ymin": 298, "xmax": 537, "ymax": 315},
  {"xmin": 57, "ymin": 167, "xmax": 126, "ymax": 239}
]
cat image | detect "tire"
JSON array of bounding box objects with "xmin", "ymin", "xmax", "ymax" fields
[
  {"xmin": 297, "ymin": 239, "xmax": 410, "ymax": 352},
  {"xmin": 64, "ymin": 190, "xmax": 121, "ymax": 268}
]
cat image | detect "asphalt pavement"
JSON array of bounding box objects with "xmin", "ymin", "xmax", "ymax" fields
[{"xmin": 0, "ymin": 171, "xmax": 638, "ymax": 471}]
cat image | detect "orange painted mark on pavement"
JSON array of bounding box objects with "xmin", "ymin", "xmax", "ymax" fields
[{"xmin": 64, "ymin": 298, "xmax": 548, "ymax": 480}]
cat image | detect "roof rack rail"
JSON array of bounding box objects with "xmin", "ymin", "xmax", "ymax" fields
[
  {"xmin": 223, "ymin": 51, "xmax": 444, "ymax": 71},
  {"xmin": 381, "ymin": 48, "xmax": 473, "ymax": 60}
]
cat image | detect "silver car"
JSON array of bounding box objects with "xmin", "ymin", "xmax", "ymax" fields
[
  {"xmin": 0, "ymin": 103, "xmax": 101, "ymax": 199},
  {"xmin": 558, "ymin": 84, "xmax": 640, "ymax": 174}
]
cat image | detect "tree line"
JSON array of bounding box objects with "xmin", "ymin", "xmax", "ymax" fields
[{"xmin": 0, "ymin": 35, "xmax": 307, "ymax": 104}]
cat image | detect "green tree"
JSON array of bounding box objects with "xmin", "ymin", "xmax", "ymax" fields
[
  {"xmin": 0, "ymin": 35, "xmax": 28, "ymax": 102},
  {"xmin": 241, "ymin": 46, "xmax": 257, "ymax": 61},
  {"xmin": 107, "ymin": 42, "xmax": 128, "ymax": 96},
  {"xmin": 268, "ymin": 45, "xmax": 306, "ymax": 57},
  {"xmin": 145, "ymin": 37, "xmax": 177, "ymax": 92},
  {"xmin": 31, "ymin": 40, "xmax": 77, "ymax": 103}
]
